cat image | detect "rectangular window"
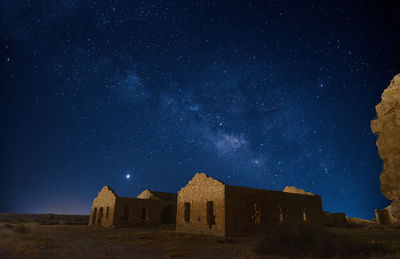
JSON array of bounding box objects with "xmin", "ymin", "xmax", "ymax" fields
[
  {"xmin": 279, "ymin": 208, "xmax": 287, "ymax": 224},
  {"xmin": 122, "ymin": 206, "xmax": 129, "ymax": 220},
  {"xmin": 252, "ymin": 202, "xmax": 261, "ymax": 224},
  {"xmin": 184, "ymin": 202, "xmax": 190, "ymax": 222},
  {"xmin": 303, "ymin": 207, "xmax": 308, "ymax": 222},
  {"xmin": 106, "ymin": 206, "xmax": 110, "ymax": 219},
  {"xmin": 92, "ymin": 207, "xmax": 97, "ymax": 225},
  {"xmin": 141, "ymin": 207, "xmax": 148, "ymax": 220},
  {"xmin": 207, "ymin": 201, "xmax": 215, "ymax": 228}
]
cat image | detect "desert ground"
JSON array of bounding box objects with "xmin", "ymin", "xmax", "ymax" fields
[{"xmin": 0, "ymin": 213, "xmax": 399, "ymax": 259}]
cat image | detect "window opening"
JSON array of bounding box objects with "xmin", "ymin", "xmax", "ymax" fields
[
  {"xmin": 279, "ymin": 208, "xmax": 287, "ymax": 224},
  {"xmin": 97, "ymin": 207, "xmax": 104, "ymax": 225},
  {"xmin": 92, "ymin": 207, "xmax": 97, "ymax": 225},
  {"xmin": 184, "ymin": 202, "xmax": 190, "ymax": 222},
  {"xmin": 122, "ymin": 206, "xmax": 129, "ymax": 220},
  {"xmin": 252, "ymin": 202, "xmax": 261, "ymax": 224},
  {"xmin": 141, "ymin": 207, "xmax": 148, "ymax": 220},
  {"xmin": 206, "ymin": 201, "xmax": 216, "ymax": 228},
  {"xmin": 161, "ymin": 205, "xmax": 174, "ymax": 224},
  {"xmin": 303, "ymin": 207, "xmax": 308, "ymax": 222}
]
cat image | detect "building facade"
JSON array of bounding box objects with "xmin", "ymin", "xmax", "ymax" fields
[
  {"xmin": 89, "ymin": 186, "xmax": 176, "ymax": 227},
  {"xmin": 324, "ymin": 212, "xmax": 347, "ymax": 227},
  {"xmin": 176, "ymin": 173, "xmax": 324, "ymax": 237}
]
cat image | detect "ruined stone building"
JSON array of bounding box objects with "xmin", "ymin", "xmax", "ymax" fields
[
  {"xmin": 89, "ymin": 186, "xmax": 176, "ymax": 227},
  {"xmin": 175, "ymin": 173, "xmax": 324, "ymax": 237},
  {"xmin": 324, "ymin": 212, "xmax": 347, "ymax": 227}
]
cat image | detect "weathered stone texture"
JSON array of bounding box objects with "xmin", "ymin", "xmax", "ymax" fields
[
  {"xmin": 324, "ymin": 212, "xmax": 347, "ymax": 227},
  {"xmin": 89, "ymin": 186, "xmax": 177, "ymax": 227},
  {"xmin": 225, "ymin": 185, "xmax": 323, "ymax": 237},
  {"xmin": 137, "ymin": 189, "xmax": 177, "ymax": 201},
  {"xmin": 371, "ymin": 73, "xmax": 400, "ymax": 223},
  {"xmin": 283, "ymin": 186, "xmax": 316, "ymax": 196},
  {"xmin": 176, "ymin": 173, "xmax": 324, "ymax": 237},
  {"xmin": 113, "ymin": 197, "xmax": 170, "ymax": 227},
  {"xmin": 375, "ymin": 205, "xmax": 399, "ymax": 225},
  {"xmin": 175, "ymin": 173, "xmax": 225, "ymax": 236},
  {"xmin": 89, "ymin": 186, "xmax": 117, "ymax": 227},
  {"xmin": 137, "ymin": 189, "xmax": 177, "ymax": 224}
]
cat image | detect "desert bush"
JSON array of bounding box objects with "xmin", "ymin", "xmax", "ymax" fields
[
  {"xmin": 12, "ymin": 223, "xmax": 31, "ymax": 234},
  {"xmin": 254, "ymin": 225, "xmax": 392, "ymax": 257}
]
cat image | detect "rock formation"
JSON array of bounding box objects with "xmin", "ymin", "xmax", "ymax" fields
[
  {"xmin": 371, "ymin": 73, "xmax": 400, "ymax": 224},
  {"xmin": 283, "ymin": 186, "xmax": 316, "ymax": 196}
]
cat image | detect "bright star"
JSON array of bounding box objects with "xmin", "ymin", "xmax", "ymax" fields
[{"xmin": 126, "ymin": 174, "xmax": 131, "ymax": 179}]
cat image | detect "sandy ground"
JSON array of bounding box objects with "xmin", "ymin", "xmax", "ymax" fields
[{"xmin": 0, "ymin": 213, "xmax": 399, "ymax": 259}]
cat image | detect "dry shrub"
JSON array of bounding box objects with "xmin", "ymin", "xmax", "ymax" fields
[
  {"xmin": 255, "ymin": 225, "xmax": 393, "ymax": 257},
  {"xmin": 12, "ymin": 223, "xmax": 31, "ymax": 234}
]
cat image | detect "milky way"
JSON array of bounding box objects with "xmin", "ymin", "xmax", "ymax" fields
[{"xmin": 0, "ymin": 1, "xmax": 399, "ymax": 218}]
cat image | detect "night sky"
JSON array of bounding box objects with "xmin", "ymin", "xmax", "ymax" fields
[{"xmin": 0, "ymin": 1, "xmax": 399, "ymax": 219}]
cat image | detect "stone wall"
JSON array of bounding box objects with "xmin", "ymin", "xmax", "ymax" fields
[
  {"xmin": 175, "ymin": 173, "xmax": 226, "ymax": 236},
  {"xmin": 137, "ymin": 189, "xmax": 177, "ymax": 224},
  {"xmin": 283, "ymin": 186, "xmax": 316, "ymax": 196},
  {"xmin": 113, "ymin": 197, "xmax": 171, "ymax": 227},
  {"xmin": 89, "ymin": 186, "xmax": 117, "ymax": 227},
  {"xmin": 225, "ymin": 185, "xmax": 324, "ymax": 237},
  {"xmin": 176, "ymin": 173, "xmax": 324, "ymax": 237},
  {"xmin": 324, "ymin": 212, "xmax": 347, "ymax": 227},
  {"xmin": 375, "ymin": 205, "xmax": 399, "ymax": 225},
  {"xmin": 89, "ymin": 186, "xmax": 177, "ymax": 227}
]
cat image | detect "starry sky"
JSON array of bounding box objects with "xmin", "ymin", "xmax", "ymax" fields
[{"xmin": 0, "ymin": 0, "xmax": 399, "ymax": 219}]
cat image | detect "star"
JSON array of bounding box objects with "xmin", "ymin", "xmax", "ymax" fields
[{"xmin": 0, "ymin": 0, "xmax": 396, "ymax": 220}]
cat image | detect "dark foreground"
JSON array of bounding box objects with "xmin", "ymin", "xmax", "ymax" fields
[{"xmin": 0, "ymin": 213, "xmax": 399, "ymax": 258}]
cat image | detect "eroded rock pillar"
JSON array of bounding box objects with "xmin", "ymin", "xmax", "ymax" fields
[{"xmin": 371, "ymin": 74, "xmax": 400, "ymax": 224}]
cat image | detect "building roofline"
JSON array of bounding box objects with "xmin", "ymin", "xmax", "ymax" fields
[
  {"xmin": 184, "ymin": 173, "xmax": 320, "ymax": 198},
  {"xmin": 225, "ymin": 184, "xmax": 321, "ymax": 198}
]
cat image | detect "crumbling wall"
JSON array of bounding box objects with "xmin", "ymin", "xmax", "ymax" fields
[
  {"xmin": 324, "ymin": 212, "xmax": 347, "ymax": 227},
  {"xmin": 89, "ymin": 186, "xmax": 117, "ymax": 227},
  {"xmin": 89, "ymin": 186, "xmax": 177, "ymax": 227},
  {"xmin": 375, "ymin": 206, "xmax": 399, "ymax": 225},
  {"xmin": 175, "ymin": 173, "xmax": 226, "ymax": 236},
  {"xmin": 371, "ymin": 74, "xmax": 400, "ymax": 223},
  {"xmin": 283, "ymin": 186, "xmax": 316, "ymax": 196},
  {"xmin": 176, "ymin": 173, "xmax": 324, "ymax": 237},
  {"xmin": 113, "ymin": 197, "xmax": 170, "ymax": 227},
  {"xmin": 137, "ymin": 189, "xmax": 177, "ymax": 224},
  {"xmin": 137, "ymin": 189, "xmax": 158, "ymax": 199},
  {"xmin": 225, "ymin": 186, "xmax": 324, "ymax": 237}
]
